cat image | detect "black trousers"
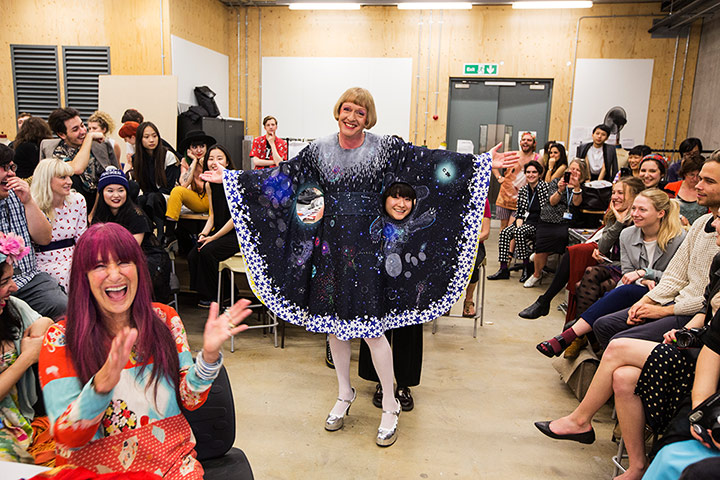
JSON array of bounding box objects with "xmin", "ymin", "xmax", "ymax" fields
[
  {"xmin": 188, "ymin": 232, "xmax": 240, "ymax": 301},
  {"xmin": 358, "ymin": 323, "xmax": 423, "ymax": 387}
]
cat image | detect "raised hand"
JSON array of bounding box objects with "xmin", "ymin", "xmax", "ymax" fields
[
  {"xmin": 93, "ymin": 327, "xmax": 138, "ymax": 394},
  {"xmin": 200, "ymin": 170, "xmax": 223, "ymax": 184},
  {"xmin": 489, "ymin": 143, "xmax": 519, "ymax": 170},
  {"xmin": 6, "ymin": 177, "xmax": 32, "ymax": 204},
  {"xmin": 202, "ymin": 299, "xmax": 252, "ymax": 362}
]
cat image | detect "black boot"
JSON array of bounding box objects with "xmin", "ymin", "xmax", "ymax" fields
[
  {"xmin": 519, "ymin": 263, "xmax": 535, "ymax": 283},
  {"xmin": 487, "ymin": 267, "xmax": 510, "ymax": 280},
  {"xmin": 519, "ymin": 296, "xmax": 550, "ymax": 319},
  {"xmin": 163, "ymin": 219, "xmax": 178, "ymax": 252}
]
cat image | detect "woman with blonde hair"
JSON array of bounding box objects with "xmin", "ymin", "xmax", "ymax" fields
[
  {"xmin": 30, "ymin": 158, "xmax": 87, "ymax": 292},
  {"xmin": 537, "ymin": 188, "xmax": 686, "ymax": 357},
  {"xmin": 87, "ymin": 110, "xmax": 122, "ymax": 163}
]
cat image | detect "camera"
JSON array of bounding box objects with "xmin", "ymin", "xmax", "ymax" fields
[
  {"xmin": 675, "ymin": 326, "xmax": 707, "ymax": 349},
  {"xmin": 689, "ymin": 391, "xmax": 720, "ymax": 449}
]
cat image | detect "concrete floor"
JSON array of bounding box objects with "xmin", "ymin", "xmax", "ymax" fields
[{"xmin": 179, "ymin": 227, "xmax": 618, "ymax": 479}]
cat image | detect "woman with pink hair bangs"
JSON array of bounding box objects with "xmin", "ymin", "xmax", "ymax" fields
[{"xmin": 39, "ymin": 223, "xmax": 253, "ymax": 477}]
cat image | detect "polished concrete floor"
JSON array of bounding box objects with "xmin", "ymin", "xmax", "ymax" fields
[{"xmin": 179, "ymin": 226, "xmax": 618, "ymax": 479}]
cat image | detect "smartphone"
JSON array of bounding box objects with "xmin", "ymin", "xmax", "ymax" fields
[{"xmin": 563, "ymin": 171, "xmax": 571, "ymax": 183}]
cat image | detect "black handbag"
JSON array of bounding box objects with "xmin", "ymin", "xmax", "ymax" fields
[{"xmin": 580, "ymin": 181, "xmax": 612, "ymax": 211}]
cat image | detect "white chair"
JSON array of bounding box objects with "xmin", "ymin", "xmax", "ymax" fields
[
  {"xmin": 432, "ymin": 259, "xmax": 486, "ymax": 338},
  {"xmin": 217, "ymin": 254, "xmax": 280, "ymax": 351}
]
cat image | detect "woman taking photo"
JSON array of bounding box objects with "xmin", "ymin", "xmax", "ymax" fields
[
  {"xmin": 92, "ymin": 168, "xmax": 171, "ymax": 303},
  {"xmin": 188, "ymin": 145, "xmax": 239, "ymax": 309},
  {"xmin": 132, "ymin": 122, "xmax": 180, "ymax": 241},
  {"xmin": 39, "ymin": 223, "xmax": 252, "ymax": 476},
  {"xmin": 0, "ymin": 232, "xmax": 53, "ymax": 464},
  {"xmin": 30, "ymin": 159, "xmax": 87, "ymax": 292},
  {"xmin": 202, "ymin": 87, "xmax": 516, "ymax": 447},
  {"xmin": 536, "ymin": 189, "xmax": 685, "ymax": 357},
  {"xmin": 519, "ymin": 176, "xmax": 645, "ymax": 319},
  {"xmin": 544, "ymin": 143, "xmax": 568, "ymax": 183}
]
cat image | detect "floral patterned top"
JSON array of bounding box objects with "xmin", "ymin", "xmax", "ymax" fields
[
  {"xmin": 35, "ymin": 191, "xmax": 87, "ymax": 292},
  {"xmin": 39, "ymin": 304, "xmax": 214, "ymax": 468}
]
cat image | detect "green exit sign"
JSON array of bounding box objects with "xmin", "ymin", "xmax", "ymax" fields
[{"xmin": 464, "ymin": 63, "xmax": 499, "ymax": 76}]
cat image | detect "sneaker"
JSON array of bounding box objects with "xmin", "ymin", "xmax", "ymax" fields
[
  {"xmin": 325, "ymin": 336, "xmax": 335, "ymax": 369},
  {"xmin": 372, "ymin": 383, "xmax": 383, "ymax": 409},
  {"xmin": 198, "ymin": 299, "xmax": 212, "ymax": 309},
  {"xmin": 396, "ymin": 387, "xmax": 414, "ymax": 411}
]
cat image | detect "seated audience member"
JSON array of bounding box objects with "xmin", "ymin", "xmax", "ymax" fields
[
  {"xmin": 537, "ymin": 189, "xmax": 685, "ymax": 357},
  {"xmin": 359, "ymin": 182, "xmax": 432, "ymax": 411},
  {"xmin": 91, "ymin": 168, "xmax": 172, "ymax": 303},
  {"xmin": 519, "ymin": 176, "xmax": 645, "ymax": 319},
  {"xmin": 117, "ymin": 121, "xmax": 139, "ymax": 172},
  {"xmin": 0, "ymin": 145, "xmax": 66, "ymax": 319},
  {"xmin": 576, "ymin": 124, "xmax": 617, "ymax": 181},
  {"xmin": 133, "ymin": 122, "xmax": 180, "ymax": 242},
  {"xmin": 666, "ymin": 137, "xmax": 703, "ymax": 183},
  {"xmin": 615, "ymin": 144, "xmax": 652, "ymax": 181},
  {"xmin": 30, "ymin": 159, "xmax": 87, "ymax": 292},
  {"xmin": 87, "ymin": 110, "xmax": 122, "ymax": 165},
  {"xmin": 539, "ymin": 140, "xmax": 555, "ymax": 171},
  {"xmin": 39, "ymin": 223, "xmax": 253, "ymax": 476},
  {"xmin": 251, "ymin": 115, "xmax": 288, "ymax": 169},
  {"xmin": 163, "ymin": 131, "xmax": 215, "ymax": 250},
  {"xmin": 16, "ymin": 112, "xmax": 31, "ymax": 133},
  {"xmin": 0, "ymin": 231, "xmax": 54, "ymax": 464},
  {"xmin": 463, "ymin": 197, "xmax": 492, "ymax": 317},
  {"xmin": 488, "ymin": 161, "xmax": 548, "ymax": 282},
  {"xmin": 664, "ymin": 152, "xmax": 707, "ymax": 226},
  {"xmin": 544, "ymin": 143, "xmax": 568, "ymax": 183},
  {"xmin": 590, "ymin": 153, "xmax": 720, "ymax": 348},
  {"xmin": 46, "ymin": 107, "xmax": 119, "ymax": 210},
  {"xmin": 534, "ymin": 248, "xmax": 719, "ymax": 480},
  {"xmin": 121, "ymin": 108, "xmax": 143, "ymax": 124},
  {"xmin": 12, "ymin": 117, "xmax": 53, "ymax": 179},
  {"xmin": 639, "ymin": 153, "xmax": 668, "ymax": 191},
  {"xmin": 523, "ymin": 158, "xmax": 589, "ymax": 288},
  {"xmin": 188, "ymin": 145, "xmax": 239, "ymax": 308}
]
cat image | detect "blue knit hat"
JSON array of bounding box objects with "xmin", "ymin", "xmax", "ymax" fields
[{"xmin": 98, "ymin": 167, "xmax": 129, "ymax": 192}]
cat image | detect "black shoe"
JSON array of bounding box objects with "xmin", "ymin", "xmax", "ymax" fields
[
  {"xmin": 396, "ymin": 387, "xmax": 414, "ymax": 411},
  {"xmin": 519, "ymin": 264, "xmax": 535, "ymax": 283},
  {"xmin": 325, "ymin": 337, "xmax": 334, "ymax": 369},
  {"xmin": 487, "ymin": 268, "xmax": 510, "ymax": 280},
  {"xmin": 519, "ymin": 299, "xmax": 550, "ymax": 319},
  {"xmin": 162, "ymin": 234, "xmax": 178, "ymax": 253},
  {"xmin": 534, "ymin": 421, "xmax": 595, "ymax": 444},
  {"xmin": 372, "ymin": 383, "xmax": 383, "ymax": 409}
]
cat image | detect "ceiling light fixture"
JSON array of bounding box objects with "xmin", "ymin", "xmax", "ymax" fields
[
  {"xmin": 398, "ymin": 2, "xmax": 472, "ymax": 10},
  {"xmin": 512, "ymin": 1, "xmax": 592, "ymax": 9},
  {"xmin": 289, "ymin": 3, "xmax": 361, "ymax": 10}
]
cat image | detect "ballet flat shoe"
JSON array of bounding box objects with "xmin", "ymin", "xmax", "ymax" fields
[
  {"xmin": 534, "ymin": 421, "xmax": 595, "ymax": 444},
  {"xmin": 325, "ymin": 387, "xmax": 356, "ymax": 432}
]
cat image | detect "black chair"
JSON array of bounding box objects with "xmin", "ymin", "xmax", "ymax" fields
[{"xmin": 182, "ymin": 365, "xmax": 254, "ymax": 479}]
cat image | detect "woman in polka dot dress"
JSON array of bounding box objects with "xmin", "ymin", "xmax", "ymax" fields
[{"xmin": 30, "ymin": 158, "xmax": 87, "ymax": 292}]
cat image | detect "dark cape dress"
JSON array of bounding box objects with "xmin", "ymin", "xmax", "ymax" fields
[{"xmin": 222, "ymin": 132, "xmax": 491, "ymax": 340}]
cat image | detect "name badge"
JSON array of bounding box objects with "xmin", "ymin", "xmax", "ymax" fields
[{"xmin": 563, "ymin": 212, "xmax": 573, "ymax": 221}]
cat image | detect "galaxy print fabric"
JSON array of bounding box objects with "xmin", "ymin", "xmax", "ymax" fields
[{"xmin": 223, "ymin": 132, "xmax": 491, "ymax": 340}]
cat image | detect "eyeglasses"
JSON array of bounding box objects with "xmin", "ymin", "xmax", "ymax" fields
[{"xmin": 0, "ymin": 163, "xmax": 17, "ymax": 173}]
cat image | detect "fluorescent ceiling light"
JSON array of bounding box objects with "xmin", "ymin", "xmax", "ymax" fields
[
  {"xmin": 289, "ymin": 3, "xmax": 361, "ymax": 10},
  {"xmin": 512, "ymin": 1, "xmax": 592, "ymax": 9},
  {"xmin": 398, "ymin": 2, "xmax": 472, "ymax": 10}
]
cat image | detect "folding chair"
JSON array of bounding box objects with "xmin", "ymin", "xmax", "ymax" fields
[{"xmin": 432, "ymin": 258, "xmax": 486, "ymax": 338}]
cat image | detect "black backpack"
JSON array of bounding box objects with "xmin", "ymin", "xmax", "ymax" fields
[{"xmin": 194, "ymin": 86, "xmax": 220, "ymax": 118}]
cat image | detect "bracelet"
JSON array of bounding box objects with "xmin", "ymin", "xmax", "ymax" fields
[
  {"xmin": 572, "ymin": 189, "xmax": 582, "ymax": 194},
  {"xmin": 196, "ymin": 350, "xmax": 223, "ymax": 381}
]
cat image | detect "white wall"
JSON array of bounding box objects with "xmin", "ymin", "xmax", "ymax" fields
[
  {"xmin": 261, "ymin": 57, "xmax": 413, "ymax": 140},
  {"xmin": 171, "ymin": 35, "xmax": 229, "ymax": 117}
]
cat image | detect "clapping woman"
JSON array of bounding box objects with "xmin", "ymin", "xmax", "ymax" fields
[{"xmin": 39, "ymin": 223, "xmax": 252, "ymax": 476}]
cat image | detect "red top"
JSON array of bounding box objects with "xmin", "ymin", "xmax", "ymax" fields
[{"xmin": 250, "ymin": 135, "xmax": 288, "ymax": 169}]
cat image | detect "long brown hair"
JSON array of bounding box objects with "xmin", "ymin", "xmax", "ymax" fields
[
  {"xmin": 13, "ymin": 117, "xmax": 52, "ymax": 148},
  {"xmin": 603, "ymin": 176, "xmax": 645, "ymax": 225}
]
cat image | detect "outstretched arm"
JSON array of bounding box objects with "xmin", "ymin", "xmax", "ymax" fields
[{"xmin": 489, "ymin": 143, "xmax": 519, "ymax": 170}]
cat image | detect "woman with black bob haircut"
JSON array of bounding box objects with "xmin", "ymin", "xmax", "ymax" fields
[{"xmin": 132, "ymin": 121, "xmax": 180, "ymax": 242}]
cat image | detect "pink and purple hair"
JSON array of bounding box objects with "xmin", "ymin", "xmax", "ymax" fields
[{"xmin": 65, "ymin": 223, "xmax": 179, "ymax": 393}]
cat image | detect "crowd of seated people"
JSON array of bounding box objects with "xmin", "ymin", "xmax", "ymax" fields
[
  {"xmin": 519, "ymin": 136, "xmax": 720, "ymax": 479},
  {"xmin": 0, "ymin": 107, "xmax": 275, "ymax": 475}
]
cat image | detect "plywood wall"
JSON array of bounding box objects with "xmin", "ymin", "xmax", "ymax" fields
[
  {"xmin": 238, "ymin": 3, "xmax": 700, "ymax": 150},
  {"xmin": 1, "ymin": 0, "xmax": 701, "ymax": 152}
]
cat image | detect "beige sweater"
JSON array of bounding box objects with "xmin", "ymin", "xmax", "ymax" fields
[{"xmin": 646, "ymin": 213, "xmax": 719, "ymax": 315}]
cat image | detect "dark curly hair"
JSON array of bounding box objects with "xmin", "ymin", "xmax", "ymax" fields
[{"xmin": 13, "ymin": 117, "xmax": 53, "ymax": 149}]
